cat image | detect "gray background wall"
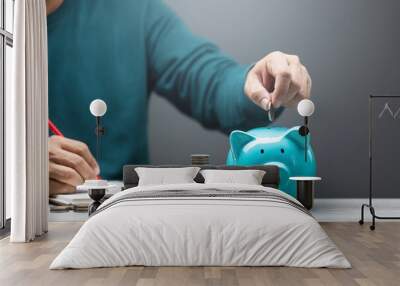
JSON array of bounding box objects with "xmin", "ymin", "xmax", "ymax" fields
[{"xmin": 148, "ymin": 0, "xmax": 400, "ymax": 198}]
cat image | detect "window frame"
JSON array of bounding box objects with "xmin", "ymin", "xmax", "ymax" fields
[{"xmin": 0, "ymin": 0, "xmax": 13, "ymax": 232}]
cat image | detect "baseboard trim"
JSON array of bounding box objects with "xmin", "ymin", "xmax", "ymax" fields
[
  {"xmin": 313, "ymin": 198, "xmax": 400, "ymax": 222},
  {"xmin": 315, "ymin": 198, "xmax": 400, "ymax": 208}
]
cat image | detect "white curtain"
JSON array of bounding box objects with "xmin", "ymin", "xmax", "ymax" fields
[{"xmin": 7, "ymin": 0, "xmax": 49, "ymax": 242}]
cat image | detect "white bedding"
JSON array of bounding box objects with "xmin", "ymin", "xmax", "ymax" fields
[{"xmin": 50, "ymin": 183, "xmax": 350, "ymax": 269}]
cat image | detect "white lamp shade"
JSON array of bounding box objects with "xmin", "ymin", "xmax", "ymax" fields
[
  {"xmin": 90, "ymin": 99, "xmax": 107, "ymax": 117},
  {"xmin": 297, "ymin": 99, "xmax": 315, "ymax": 117}
]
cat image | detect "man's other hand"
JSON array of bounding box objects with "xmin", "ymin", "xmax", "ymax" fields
[
  {"xmin": 48, "ymin": 136, "xmax": 99, "ymax": 196},
  {"xmin": 245, "ymin": 51, "xmax": 312, "ymax": 111}
]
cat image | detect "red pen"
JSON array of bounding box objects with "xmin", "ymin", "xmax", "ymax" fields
[
  {"xmin": 48, "ymin": 119, "xmax": 101, "ymax": 179},
  {"xmin": 48, "ymin": 119, "xmax": 64, "ymax": 137}
]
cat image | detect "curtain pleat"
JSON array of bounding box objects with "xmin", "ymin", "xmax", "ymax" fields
[{"xmin": 8, "ymin": 0, "xmax": 48, "ymax": 242}]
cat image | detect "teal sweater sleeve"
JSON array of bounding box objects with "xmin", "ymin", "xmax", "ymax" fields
[{"xmin": 145, "ymin": 0, "xmax": 281, "ymax": 133}]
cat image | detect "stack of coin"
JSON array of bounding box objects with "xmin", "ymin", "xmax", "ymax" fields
[{"xmin": 191, "ymin": 154, "xmax": 210, "ymax": 166}]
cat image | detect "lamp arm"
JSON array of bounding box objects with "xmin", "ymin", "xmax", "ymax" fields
[
  {"xmin": 95, "ymin": 116, "xmax": 105, "ymax": 163},
  {"xmin": 304, "ymin": 116, "xmax": 308, "ymax": 162}
]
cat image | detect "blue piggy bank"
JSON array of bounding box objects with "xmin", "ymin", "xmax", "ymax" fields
[{"xmin": 226, "ymin": 126, "xmax": 316, "ymax": 197}]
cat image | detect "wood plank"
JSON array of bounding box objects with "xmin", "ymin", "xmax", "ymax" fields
[{"xmin": 0, "ymin": 222, "xmax": 399, "ymax": 286}]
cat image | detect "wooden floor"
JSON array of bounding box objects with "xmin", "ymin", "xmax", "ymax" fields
[{"xmin": 1, "ymin": 222, "xmax": 399, "ymax": 286}]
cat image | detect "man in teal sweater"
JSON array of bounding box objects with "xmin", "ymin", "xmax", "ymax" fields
[{"xmin": 47, "ymin": 0, "xmax": 312, "ymax": 194}]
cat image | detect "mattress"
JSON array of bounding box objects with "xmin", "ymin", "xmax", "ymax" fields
[{"xmin": 50, "ymin": 183, "xmax": 350, "ymax": 269}]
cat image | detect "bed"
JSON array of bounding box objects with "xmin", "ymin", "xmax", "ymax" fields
[{"xmin": 50, "ymin": 165, "xmax": 350, "ymax": 269}]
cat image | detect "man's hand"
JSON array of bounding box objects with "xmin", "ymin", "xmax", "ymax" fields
[
  {"xmin": 49, "ymin": 136, "xmax": 99, "ymax": 195},
  {"xmin": 244, "ymin": 51, "xmax": 312, "ymax": 111}
]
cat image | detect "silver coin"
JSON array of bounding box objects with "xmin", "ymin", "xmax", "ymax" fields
[{"xmin": 268, "ymin": 101, "xmax": 275, "ymax": 122}]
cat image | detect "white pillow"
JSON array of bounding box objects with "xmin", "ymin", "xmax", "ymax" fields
[
  {"xmin": 135, "ymin": 167, "xmax": 200, "ymax": 186},
  {"xmin": 200, "ymin": 169, "xmax": 266, "ymax": 185}
]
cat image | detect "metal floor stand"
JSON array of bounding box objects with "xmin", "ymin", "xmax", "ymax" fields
[
  {"xmin": 360, "ymin": 203, "xmax": 400, "ymax": 231},
  {"xmin": 359, "ymin": 95, "xmax": 400, "ymax": 230}
]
